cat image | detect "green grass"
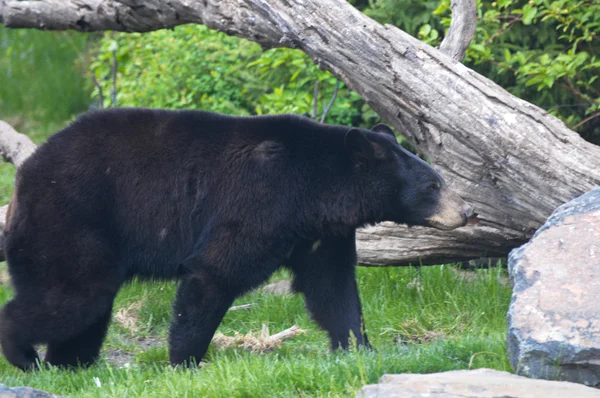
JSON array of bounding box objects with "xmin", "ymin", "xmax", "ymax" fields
[{"xmin": 0, "ymin": 264, "xmax": 512, "ymax": 397}]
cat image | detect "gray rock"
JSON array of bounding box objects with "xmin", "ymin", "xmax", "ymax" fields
[
  {"xmin": 357, "ymin": 368, "xmax": 600, "ymax": 397},
  {"xmin": 507, "ymin": 188, "xmax": 600, "ymax": 387},
  {"xmin": 0, "ymin": 384, "xmax": 62, "ymax": 398}
]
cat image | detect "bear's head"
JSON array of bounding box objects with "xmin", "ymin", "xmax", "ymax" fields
[{"xmin": 345, "ymin": 123, "xmax": 474, "ymax": 230}]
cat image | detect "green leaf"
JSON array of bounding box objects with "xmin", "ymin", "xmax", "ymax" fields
[
  {"xmin": 522, "ymin": 5, "xmax": 538, "ymax": 25},
  {"xmin": 419, "ymin": 24, "xmax": 432, "ymax": 38}
]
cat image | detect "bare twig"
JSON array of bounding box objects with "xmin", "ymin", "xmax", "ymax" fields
[
  {"xmin": 312, "ymin": 81, "xmax": 319, "ymax": 119},
  {"xmin": 320, "ymin": 80, "xmax": 340, "ymax": 123},
  {"xmin": 573, "ymin": 110, "xmax": 600, "ymax": 129},
  {"xmin": 265, "ymin": 325, "xmax": 304, "ymax": 344},
  {"xmin": 229, "ymin": 303, "xmax": 254, "ymax": 311},
  {"xmin": 485, "ymin": 15, "xmax": 522, "ymax": 45},
  {"xmin": 439, "ymin": 0, "xmax": 477, "ymax": 62},
  {"xmin": 212, "ymin": 324, "xmax": 305, "ymax": 352},
  {"xmin": 91, "ymin": 72, "xmax": 104, "ymax": 108}
]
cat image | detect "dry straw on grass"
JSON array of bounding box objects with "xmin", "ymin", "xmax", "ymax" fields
[
  {"xmin": 212, "ymin": 324, "xmax": 305, "ymax": 352},
  {"xmin": 114, "ymin": 300, "xmax": 145, "ymax": 335},
  {"xmin": 0, "ymin": 269, "xmax": 10, "ymax": 286}
]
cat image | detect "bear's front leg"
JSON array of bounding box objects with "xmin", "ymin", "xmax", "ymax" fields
[
  {"xmin": 287, "ymin": 231, "xmax": 370, "ymax": 350},
  {"xmin": 169, "ymin": 272, "xmax": 235, "ymax": 366}
]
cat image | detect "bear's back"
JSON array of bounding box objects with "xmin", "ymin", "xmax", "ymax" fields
[{"xmin": 7, "ymin": 108, "xmax": 354, "ymax": 275}]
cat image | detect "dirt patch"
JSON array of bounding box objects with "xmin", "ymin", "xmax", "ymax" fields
[
  {"xmin": 135, "ymin": 335, "xmax": 165, "ymax": 351},
  {"xmin": 103, "ymin": 335, "xmax": 165, "ymax": 367},
  {"xmin": 103, "ymin": 348, "xmax": 136, "ymax": 368}
]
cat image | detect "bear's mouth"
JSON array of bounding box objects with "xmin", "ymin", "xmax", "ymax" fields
[
  {"xmin": 426, "ymin": 212, "xmax": 479, "ymax": 231},
  {"xmin": 426, "ymin": 214, "xmax": 468, "ymax": 230},
  {"xmin": 427, "ymin": 217, "xmax": 463, "ymax": 230}
]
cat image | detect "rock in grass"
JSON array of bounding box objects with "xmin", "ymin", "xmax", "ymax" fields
[
  {"xmin": 356, "ymin": 368, "xmax": 600, "ymax": 397},
  {"xmin": 0, "ymin": 384, "xmax": 62, "ymax": 398},
  {"xmin": 507, "ymin": 188, "xmax": 600, "ymax": 387}
]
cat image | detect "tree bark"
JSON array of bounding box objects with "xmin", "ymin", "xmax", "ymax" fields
[
  {"xmin": 1, "ymin": 0, "xmax": 599, "ymax": 266},
  {"xmin": 439, "ymin": 0, "xmax": 477, "ymax": 62},
  {"xmin": 0, "ymin": 120, "xmax": 36, "ymax": 168}
]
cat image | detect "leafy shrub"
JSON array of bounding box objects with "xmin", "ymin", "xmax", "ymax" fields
[
  {"xmin": 91, "ymin": 26, "xmax": 375, "ymax": 127},
  {"xmin": 407, "ymin": 0, "xmax": 599, "ymax": 142},
  {"xmin": 91, "ymin": 26, "xmax": 262, "ymax": 114}
]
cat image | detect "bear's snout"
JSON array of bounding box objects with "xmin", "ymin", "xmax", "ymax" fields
[{"xmin": 426, "ymin": 189, "xmax": 475, "ymax": 231}]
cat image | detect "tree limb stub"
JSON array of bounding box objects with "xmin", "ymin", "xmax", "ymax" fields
[
  {"xmin": 2, "ymin": 0, "xmax": 600, "ymax": 266},
  {"xmin": 439, "ymin": 0, "xmax": 477, "ymax": 62},
  {"xmin": 0, "ymin": 120, "xmax": 36, "ymax": 169}
]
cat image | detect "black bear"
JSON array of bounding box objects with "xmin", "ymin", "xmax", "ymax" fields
[{"xmin": 0, "ymin": 108, "xmax": 473, "ymax": 370}]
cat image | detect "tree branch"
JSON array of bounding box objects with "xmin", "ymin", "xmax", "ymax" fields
[
  {"xmin": 0, "ymin": 120, "xmax": 37, "ymax": 168},
  {"xmin": 2, "ymin": 0, "xmax": 600, "ymax": 266},
  {"xmin": 439, "ymin": 0, "xmax": 477, "ymax": 62},
  {"xmin": 320, "ymin": 80, "xmax": 340, "ymax": 123},
  {"xmin": 0, "ymin": 0, "xmax": 284, "ymax": 47}
]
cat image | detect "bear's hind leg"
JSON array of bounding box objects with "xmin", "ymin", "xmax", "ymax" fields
[
  {"xmin": 2, "ymin": 230, "xmax": 122, "ymax": 370},
  {"xmin": 45, "ymin": 305, "xmax": 113, "ymax": 368},
  {"xmin": 0, "ymin": 300, "xmax": 40, "ymax": 371}
]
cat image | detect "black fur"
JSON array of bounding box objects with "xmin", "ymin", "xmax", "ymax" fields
[{"xmin": 0, "ymin": 108, "xmax": 465, "ymax": 369}]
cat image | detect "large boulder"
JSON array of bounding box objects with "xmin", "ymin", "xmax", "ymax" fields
[
  {"xmin": 507, "ymin": 188, "xmax": 600, "ymax": 387},
  {"xmin": 356, "ymin": 368, "xmax": 600, "ymax": 397},
  {"xmin": 0, "ymin": 384, "xmax": 62, "ymax": 398}
]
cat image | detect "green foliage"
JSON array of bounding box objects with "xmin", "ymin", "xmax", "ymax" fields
[
  {"xmin": 248, "ymin": 49, "xmax": 368, "ymax": 126},
  {"xmin": 91, "ymin": 27, "xmax": 262, "ymax": 114},
  {"xmin": 358, "ymin": 0, "xmax": 447, "ymax": 38},
  {"xmin": 469, "ymin": 0, "xmax": 600, "ymax": 136},
  {"xmin": 0, "ymin": 263, "xmax": 512, "ymax": 397},
  {"xmin": 385, "ymin": 0, "xmax": 600, "ymax": 141},
  {"xmin": 91, "ymin": 26, "xmax": 375, "ymax": 127}
]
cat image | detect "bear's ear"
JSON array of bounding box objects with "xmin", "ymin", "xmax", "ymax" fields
[
  {"xmin": 344, "ymin": 128, "xmax": 385, "ymax": 169},
  {"xmin": 371, "ymin": 123, "xmax": 395, "ymax": 138}
]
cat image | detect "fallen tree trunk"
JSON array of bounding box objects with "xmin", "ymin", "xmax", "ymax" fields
[{"xmin": 1, "ymin": 0, "xmax": 599, "ymax": 266}]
